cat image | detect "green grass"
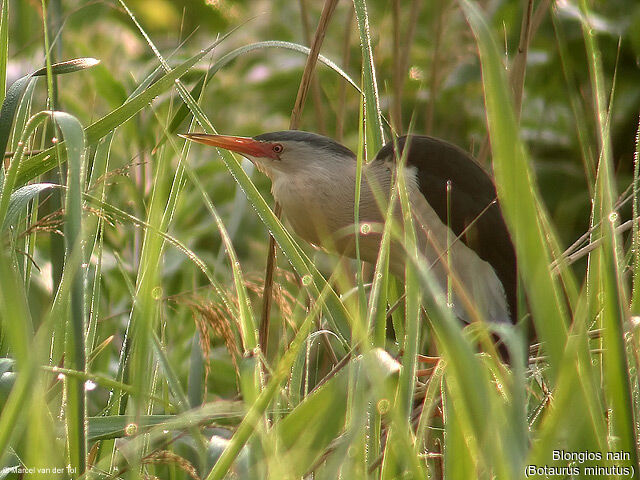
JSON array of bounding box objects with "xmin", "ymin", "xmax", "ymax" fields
[{"xmin": 0, "ymin": 0, "xmax": 639, "ymax": 478}]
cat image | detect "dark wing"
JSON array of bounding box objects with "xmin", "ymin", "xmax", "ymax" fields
[{"xmin": 375, "ymin": 135, "xmax": 517, "ymax": 320}]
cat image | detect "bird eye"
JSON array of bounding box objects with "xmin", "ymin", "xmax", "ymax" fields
[{"xmin": 273, "ymin": 143, "xmax": 284, "ymax": 154}]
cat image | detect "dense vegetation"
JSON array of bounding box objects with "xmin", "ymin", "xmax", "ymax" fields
[{"xmin": 0, "ymin": 0, "xmax": 639, "ymax": 478}]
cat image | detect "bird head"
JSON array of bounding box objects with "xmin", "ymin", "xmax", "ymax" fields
[{"xmin": 180, "ymin": 130, "xmax": 355, "ymax": 180}]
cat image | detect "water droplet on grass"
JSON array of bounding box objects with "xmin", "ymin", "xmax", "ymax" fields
[
  {"xmin": 125, "ymin": 423, "xmax": 138, "ymax": 436},
  {"xmin": 377, "ymin": 398, "xmax": 390, "ymax": 414}
]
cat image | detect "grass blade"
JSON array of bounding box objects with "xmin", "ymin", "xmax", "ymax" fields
[
  {"xmin": 460, "ymin": 0, "xmax": 569, "ymax": 376},
  {"xmin": 0, "ymin": 251, "xmax": 35, "ymax": 460},
  {"xmin": 352, "ymin": 0, "xmax": 384, "ymax": 151},
  {"xmin": 0, "ymin": 0, "xmax": 8, "ymax": 107},
  {"xmin": 166, "ymin": 40, "xmax": 361, "ymax": 139},
  {"xmin": 15, "ymin": 39, "xmax": 227, "ymax": 186},
  {"xmin": 54, "ymin": 111, "xmax": 87, "ymax": 475},
  {"xmin": 579, "ymin": 0, "xmax": 639, "ymax": 467},
  {"xmin": 632, "ymin": 117, "xmax": 640, "ymax": 311},
  {"xmin": 2, "ymin": 182, "xmax": 55, "ymax": 231},
  {"xmin": 0, "ymin": 111, "xmax": 50, "ymax": 228},
  {"xmin": 0, "ymin": 58, "xmax": 98, "ymax": 158}
]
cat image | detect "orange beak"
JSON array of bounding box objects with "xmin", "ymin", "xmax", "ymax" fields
[{"xmin": 179, "ymin": 133, "xmax": 278, "ymax": 159}]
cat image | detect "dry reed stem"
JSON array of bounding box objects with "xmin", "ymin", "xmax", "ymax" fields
[
  {"xmin": 299, "ymin": 0, "xmax": 328, "ymax": 134},
  {"xmin": 477, "ymin": 0, "xmax": 550, "ymax": 165},
  {"xmin": 336, "ymin": 6, "xmax": 355, "ymax": 142},
  {"xmin": 260, "ymin": 0, "xmax": 340, "ymax": 358},
  {"xmin": 426, "ymin": 1, "xmax": 447, "ymax": 135},
  {"xmin": 392, "ymin": 0, "xmax": 422, "ymax": 133}
]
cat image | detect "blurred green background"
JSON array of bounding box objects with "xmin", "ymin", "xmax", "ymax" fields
[
  {"xmin": 8, "ymin": 0, "xmax": 640, "ymax": 255},
  {"xmin": 5, "ymin": 0, "xmax": 640, "ymax": 420},
  {"xmin": 2, "ymin": 0, "xmax": 640, "ymax": 478}
]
